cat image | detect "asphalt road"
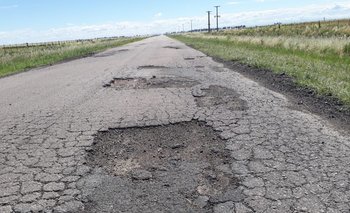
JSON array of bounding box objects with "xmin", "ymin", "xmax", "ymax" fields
[{"xmin": 0, "ymin": 36, "xmax": 350, "ymax": 213}]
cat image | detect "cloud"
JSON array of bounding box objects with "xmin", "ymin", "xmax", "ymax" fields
[
  {"xmin": 154, "ymin": 12, "xmax": 163, "ymax": 18},
  {"xmin": 1, "ymin": 2, "xmax": 350, "ymax": 45},
  {"xmin": 0, "ymin": 4, "xmax": 18, "ymax": 9}
]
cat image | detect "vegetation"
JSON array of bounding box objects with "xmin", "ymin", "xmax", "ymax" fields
[
  {"xmin": 171, "ymin": 19, "xmax": 350, "ymax": 105},
  {"xmin": 0, "ymin": 37, "xmax": 144, "ymax": 77},
  {"xmin": 219, "ymin": 19, "xmax": 350, "ymax": 38}
]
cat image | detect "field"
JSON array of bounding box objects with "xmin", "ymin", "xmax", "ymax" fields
[
  {"xmin": 171, "ymin": 19, "xmax": 350, "ymax": 105},
  {"xmin": 0, "ymin": 37, "xmax": 144, "ymax": 77}
]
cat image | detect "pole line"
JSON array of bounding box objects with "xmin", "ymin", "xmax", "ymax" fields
[
  {"xmin": 214, "ymin": 6, "xmax": 220, "ymax": 32},
  {"xmin": 207, "ymin": 11, "xmax": 211, "ymax": 33}
]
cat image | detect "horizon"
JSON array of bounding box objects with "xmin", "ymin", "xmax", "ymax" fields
[{"xmin": 1, "ymin": 0, "xmax": 350, "ymax": 45}]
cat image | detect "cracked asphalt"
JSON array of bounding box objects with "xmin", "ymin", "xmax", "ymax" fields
[{"xmin": 0, "ymin": 35, "xmax": 350, "ymax": 212}]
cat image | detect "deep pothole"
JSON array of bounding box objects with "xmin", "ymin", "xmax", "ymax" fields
[
  {"xmin": 103, "ymin": 77, "xmax": 199, "ymax": 90},
  {"xmin": 196, "ymin": 86, "xmax": 248, "ymax": 111},
  {"xmin": 85, "ymin": 121, "xmax": 241, "ymax": 212}
]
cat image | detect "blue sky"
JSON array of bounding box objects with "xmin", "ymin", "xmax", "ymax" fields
[{"xmin": 0, "ymin": 0, "xmax": 349, "ymax": 44}]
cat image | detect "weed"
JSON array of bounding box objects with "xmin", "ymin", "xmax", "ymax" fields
[{"xmin": 343, "ymin": 43, "xmax": 350, "ymax": 56}]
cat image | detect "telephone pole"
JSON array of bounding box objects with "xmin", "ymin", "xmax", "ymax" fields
[
  {"xmin": 190, "ymin": 20, "xmax": 193, "ymax": 32},
  {"xmin": 214, "ymin": 6, "xmax": 220, "ymax": 32},
  {"xmin": 207, "ymin": 11, "xmax": 211, "ymax": 33}
]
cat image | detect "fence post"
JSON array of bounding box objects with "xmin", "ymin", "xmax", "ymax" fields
[{"xmin": 318, "ymin": 21, "xmax": 321, "ymax": 29}]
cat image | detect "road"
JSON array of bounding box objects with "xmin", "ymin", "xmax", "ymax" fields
[{"xmin": 0, "ymin": 36, "xmax": 349, "ymax": 213}]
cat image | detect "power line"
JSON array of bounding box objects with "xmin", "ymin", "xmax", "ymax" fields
[
  {"xmin": 214, "ymin": 6, "xmax": 220, "ymax": 32},
  {"xmin": 207, "ymin": 11, "xmax": 211, "ymax": 33}
]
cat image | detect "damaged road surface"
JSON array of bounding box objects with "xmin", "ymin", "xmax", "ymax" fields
[
  {"xmin": 0, "ymin": 36, "xmax": 349, "ymax": 213},
  {"xmin": 85, "ymin": 122, "xmax": 241, "ymax": 212}
]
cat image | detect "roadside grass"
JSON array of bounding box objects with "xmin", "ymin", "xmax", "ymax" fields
[
  {"xmin": 0, "ymin": 37, "xmax": 144, "ymax": 78},
  {"xmin": 220, "ymin": 19, "xmax": 350, "ymax": 38},
  {"xmin": 171, "ymin": 35, "xmax": 350, "ymax": 106},
  {"xmin": 188, "ymin": 34, "xmax": 350, "ymax": 57}
]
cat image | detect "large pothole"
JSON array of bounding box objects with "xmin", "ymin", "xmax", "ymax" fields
[
  {"xmin": 196, "ymin": 86, "xmax": 248, "ymax": 111},
  {"xmin": 85, "ymin": 121, "xmax": 241, "ymax": 212},
  {"xmin": 104, "ymin": 77, "xmax": 199, "ymax": 90}
]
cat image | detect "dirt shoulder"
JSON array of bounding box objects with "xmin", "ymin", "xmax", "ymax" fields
[{"xmin": 213, "ymin": 57, "xmax": 350, "ymax": 133}]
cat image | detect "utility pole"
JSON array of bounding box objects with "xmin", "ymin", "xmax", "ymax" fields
[
  {"xmin": 207, "ymin": 11, "xmax": 211, "ymax": 33},
  {"xmin": 214, "ymin": 6, "xmax": 220, "ymax": 32},
  {"xmin": 190, "ymin": 20, "xmax": 193, "ymax": 32},
  {"xmin": 182, "ymin": 24, "xmax": 184, "ymax": 32}
]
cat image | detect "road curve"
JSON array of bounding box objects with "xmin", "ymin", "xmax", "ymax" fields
[{"xmin": 0, "ymin": 36, "xmax": 349, "ymax": 212}]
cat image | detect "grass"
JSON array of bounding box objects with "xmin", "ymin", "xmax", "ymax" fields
[
  {"xmin": 170, "ymin": 20, "xmax": 350, "ymax": 105},
  {"xmin": 0, "ymin": 37, "xmax": 144, "ymax": 77},
  {"xmin": 189, "ymin": 34, "xmax": 350, "ymax": 57},
  {"xmin": 219, "ymin": 19, "xmax": 350, "ymax": 38}
]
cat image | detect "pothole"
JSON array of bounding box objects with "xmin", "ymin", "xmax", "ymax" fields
[
  {"xmin": 85, "ymin": 121, "xmax": 241, "ymax": 212},
  {"xmin": 94, "ymin": 51, "xmax": 118, "ymax": 58},
  {"xmin": 117, "ymin": 49, "xmax": 129, "ymax": 52},
  {"xmin": 103, "ymin": 77, "xmax": 199, "ymax": 90},
  {"xmin": 163, "ymin": 46, "xmax": 181, "ymax": 50},
  {"xmin": 195, "ymin": 66, "xmax": 205, "ymax": 68},
  {"xmin": 137, "ymin": 65, "xmax": 169, "ymax": 70},
  {"xmin": 94, "ymin": 49, "xmax": 129, "ymax": 57},
  {"xmin": 196, "ymin": 86, "xmax": 248, "ymax": 111},
  {"xmin": 184, "ymin": 57, "xmax": 195, "ymax": 61}
]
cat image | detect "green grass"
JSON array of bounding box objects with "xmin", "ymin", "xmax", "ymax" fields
[
  {"xmin": 219, "ymin": 19, "xmax": 350, "ymax": 38},
  {"xmin": 171, "ymin": 34, "xmax": 350, "ymax": 105},
  {"xmin": 0, "ymin": 37, "xmax": 145, "ymax": 77}
]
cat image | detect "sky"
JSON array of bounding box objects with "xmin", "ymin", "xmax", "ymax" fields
[{"xmin": 0, "ymin": 0, "xmax": 350, "ymax": 45}]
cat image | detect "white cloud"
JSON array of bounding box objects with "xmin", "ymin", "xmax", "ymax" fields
[
  {"xmin": 154, "ymin": 12, "xmax": 163, "ymax": 17},
  {"xmin": 1, "ymin": 2, "xmax": 350, "ymax": 45},
  {"xmin": 0, "ymin": 4, "xmax": 18, "ymax": 9}
]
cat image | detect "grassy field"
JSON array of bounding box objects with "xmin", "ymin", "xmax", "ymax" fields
[
  {"xmin": 171, "ymin": 19, "xmax": 350, "ymax": 105},
  {"xmin": 0, "ymin": 37, "xmax": 144, "ymax": 78},
  {"xmin": 220, "ymin": 19, "xmax": 350, "ymax": 38}
]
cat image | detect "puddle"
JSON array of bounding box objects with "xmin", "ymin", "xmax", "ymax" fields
[
  {"xmin": 195, "ymin": 86, "xmax": 248, "ymax": 111},
  {"xmin": 103, "ymin": 77, "xmax": 199, "ymax": 90},
  {"xmin": 85, "ymin": 121, "xmax": 241, "ymax": 212}
]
